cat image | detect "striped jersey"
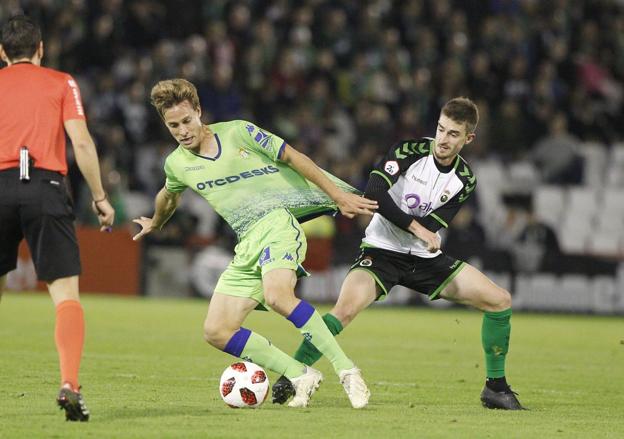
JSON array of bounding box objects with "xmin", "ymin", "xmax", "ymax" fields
[{"xmin": 363, "ymin": 138, "xmax": 476, "ymax": 257}]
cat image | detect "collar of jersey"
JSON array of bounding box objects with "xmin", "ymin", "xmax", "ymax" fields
[{"xmin": 187, "ymin": 133, "xmax": 222, "ymax": 161}]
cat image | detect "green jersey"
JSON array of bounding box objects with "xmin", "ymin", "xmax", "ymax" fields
[{"xmin": 164, "ymin": 120, "xmax": 356, "ymax": 237}]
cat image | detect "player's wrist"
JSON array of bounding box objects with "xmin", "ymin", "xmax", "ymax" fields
[{"xmin": 92, "ymin": 192, "xmax": 108, "ymax": 203}]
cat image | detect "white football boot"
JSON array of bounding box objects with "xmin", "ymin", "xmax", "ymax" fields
[
  {"xmin": 339, "ymin": 367, "xmax": 370, "ymax": 409},
  {"xmin": 287, "ymin": 366, "xmax": 323, "ymax": 408}
]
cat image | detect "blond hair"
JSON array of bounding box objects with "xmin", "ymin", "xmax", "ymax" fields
[{"xmin": 150, "ymin": 78, "xmax": 200, "ymax": 117}]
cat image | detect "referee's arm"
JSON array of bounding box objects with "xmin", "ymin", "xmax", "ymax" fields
[{"xmin": 65, "ymin": 118, "xmax": 115, "ymax": 230}]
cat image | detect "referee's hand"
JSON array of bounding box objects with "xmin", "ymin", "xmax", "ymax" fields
[{"xmin": 91, "ymin": 198, "xmax": 115, "ymax": 232}]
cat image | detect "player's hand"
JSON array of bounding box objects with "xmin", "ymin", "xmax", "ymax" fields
[
  {"xmin": 91, "ymin": 198, "xmax": 115, "ymax": 232},
  {"xmin": 335, "ymin": 192, "xmax": 378, "ymax": 218},
  {"xmin": 408, "ymin": 221, "xmax": 441, "ymax": 252},
  {"xmin": 420, "ymin": 231, "xmax": 441, "ymax": 253},
  {"xmin": 132, "ymin": 216, "xmax": 155, "ymax": 241}
]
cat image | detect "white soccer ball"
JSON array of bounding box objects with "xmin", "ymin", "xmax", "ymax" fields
[{"xmin": 219, "ymin": 361, "xmax": 270, "ymax": 408}]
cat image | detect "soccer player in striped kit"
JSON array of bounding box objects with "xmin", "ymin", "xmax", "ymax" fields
[{"xmin": 275, "ymin": 97, "xmax": 526, "ymax": 410}]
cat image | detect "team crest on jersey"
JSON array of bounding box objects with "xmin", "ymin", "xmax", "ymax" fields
[
  {"xmin": 259, "ymin": 247, "xmax": 274, "ymax": 266},
  {"xmin": 360, "ymin": 257, "xmax": 373, "ymax": 267},
  {"xmin": 440, "ymin": 190, "xmax": 451, "ymax": 203},
  {"xmin": 384, "ymin": 160, "xmax": 399, "ymax": 175},
  {"xmin": 239, "ymin": 148, "xmax": 249, "ymax": 159}
]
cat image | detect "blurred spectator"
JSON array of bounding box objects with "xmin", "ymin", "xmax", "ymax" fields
[
  {"xmin": 509, "ymin": 204, "xmax": 562, "ymax": 274},
  {"xmin": 532, "ymin": 112, "xmax": 584, "ymax": 185},
  {"xmin": 199, "ymin": 64, "xmax": 243, "ymax": 121},
  {"xmin": 1, "ymin": 0, "xmax": 622, "ymax": 261},
  {"xmin": 489, "ymin": 98, "xmax": 533, "ymax": 161},
  {"xmin": 442, "ymin": 204, "xmax": 486, "ymax": 264}
]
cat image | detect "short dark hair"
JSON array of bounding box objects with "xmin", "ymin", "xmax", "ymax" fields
[
  {"xmin": 441, "ymin": 97, "xmax": 479, "ymax": 134},
  {"xmin": 1, "ymin": 15, "xmax": 42, "ymax": 61}
]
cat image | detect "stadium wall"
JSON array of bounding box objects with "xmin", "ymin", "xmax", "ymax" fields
[{"xmin": 6, "ymin": 227, "xmax": 141, "ymax": 295}]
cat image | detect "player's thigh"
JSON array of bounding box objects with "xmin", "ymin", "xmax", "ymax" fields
[
  {"xmin": 48, "ymin": 276, "xmax": 80, "ymax": 305},
  {"xmin": 261, "ymin": 268, "xmax": 299, "ymax": 315},
  {"xmin": 262, "ymin": 267, "xmax": 297, "ymax": 293},
  {"xmin": 440, "ymin": 263, "xmax": 511, "ymax": 311},
  {"xmin": 204, "ymin": 292, "xmax": 258, "ymax": 341},
  {"xmin": 331, "ymin": 269, "xmax": 378, "ymax": 327}
]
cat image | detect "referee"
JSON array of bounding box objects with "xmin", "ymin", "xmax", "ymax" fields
[{"xmin": 0, "ymin": 16, "xmax": 114, "ymax": 422}]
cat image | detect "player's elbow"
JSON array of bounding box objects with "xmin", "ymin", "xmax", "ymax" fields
[{"xmin": 71, "ymin": 139, "xmax": 96, "ymax": 154}]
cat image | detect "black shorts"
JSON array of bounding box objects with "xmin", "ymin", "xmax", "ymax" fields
[
  {"xmin": 0, "ymin": 168, "xmax": 81, "ymax": 282},
  {"xmin": 349, "ymin": 245, "xmax": 466, "ymax": 300}
]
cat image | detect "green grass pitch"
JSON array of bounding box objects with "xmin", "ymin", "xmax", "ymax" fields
[{"xmin": 1, "ymin": 292, "xmax": 623, "ymax": 438}]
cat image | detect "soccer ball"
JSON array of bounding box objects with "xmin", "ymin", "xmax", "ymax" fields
[{"xmin": 219, "ymin": 361, "xmax": 269, "ymax": 408}]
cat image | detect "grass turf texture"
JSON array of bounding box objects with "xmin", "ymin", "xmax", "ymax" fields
[{"xmin": 1, "ymin": 292, "xmax": 623, "ymax": 438}]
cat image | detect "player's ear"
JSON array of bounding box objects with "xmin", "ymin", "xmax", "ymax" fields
[
  {"xmin": 465, "ymin": 132, "xmax": 476, "ymax": 145},
  {"xmin": 0, "ymin": 45, "xmax": 7, "ymax": 63}
]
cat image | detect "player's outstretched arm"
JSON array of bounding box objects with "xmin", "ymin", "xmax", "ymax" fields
[
  {"xmin": 280, "ymin": 144, "xmax": 377, "ymax": 218},
  {"xmin": 132, "ymin": 186, "xmax": 182, "ymax": 241}
]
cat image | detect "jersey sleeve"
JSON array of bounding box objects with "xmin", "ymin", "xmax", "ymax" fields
[
  {"xmin": 419, "ymin": 162, "xmax": 477, "ymax": 232},
  {"xmin": 238, "ymin": 120, "xmax": 286, "ymax": 162},
  {"xmin": 364, "ymin": 172, "xmax": 414, "ymax": 230},
  {"xmin": 61, "ymin": 75, "xmax": 86, "ymax": 121},
  {"xmin": 370, "ymin": 138, "xmax": 432, "ymax": 188},
  {"xmin": 164, "ymin": 157, "xmax": 187, "ymax": 194}
]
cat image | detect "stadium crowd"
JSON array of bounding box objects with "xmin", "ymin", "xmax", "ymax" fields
[{"xmin": 2, "ymin": 0, "xmax": 623, "ymax": 270}]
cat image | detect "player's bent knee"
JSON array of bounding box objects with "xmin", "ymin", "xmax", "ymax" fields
[
  {"xmin": 489, "ymin": 288, "xmax": 512, "ymax": 311},
  {"xmin": 263, "ymin": 288, "xmax": 296, "ymax": 316},
  {"xmin": 203, "ymin": 323, "xmax": 230, "ymax": 349}
]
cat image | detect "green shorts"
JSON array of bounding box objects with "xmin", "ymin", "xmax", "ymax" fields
[{"xmin": 214, "ymin": 209, "xmax": 309, "ymax": 307}]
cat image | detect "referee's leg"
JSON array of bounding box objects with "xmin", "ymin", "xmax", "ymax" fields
[
  {"xmin": 47, "ymin": 275, "xmax": 84, "ymax": 391},
  {"xmin": 48, "ymin": 275, "xmax": 80, "ymax": 305}
]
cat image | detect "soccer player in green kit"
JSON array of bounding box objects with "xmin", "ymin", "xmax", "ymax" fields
[{"xmin": 132, "ymin": 78, "xmax": 375, "ymax": 408}]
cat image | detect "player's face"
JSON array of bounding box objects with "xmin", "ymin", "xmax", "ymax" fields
[
  {"xmin": 162, "ymin": 101, "xmax": 204, "ymax": 150},
  {"xmin": 434, "ymin": 114, "xmax": 475, "ymax": 164}
]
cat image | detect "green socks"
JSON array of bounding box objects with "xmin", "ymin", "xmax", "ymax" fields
[
  {"xmin": 293, "ymin": 313, "xmax": 343, "ymax": 366},
  {"xmin": 224, "ymin": 327, "xmax": 304, "ymax": 379},
  {"xmin": 287, "ymin": 301, "xmax": 351, "ymax": 373},
  {"xmin": 482, "ymin": 308, "xmax": 512, "ymax": 378}
]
